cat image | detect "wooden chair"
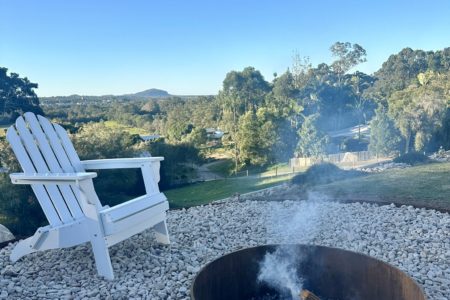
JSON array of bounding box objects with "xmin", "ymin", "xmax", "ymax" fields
[{"xmin": 6, "ymin": 112, "xmax": 170, "ymax": 279}]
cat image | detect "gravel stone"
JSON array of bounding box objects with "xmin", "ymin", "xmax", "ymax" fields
[{"xmin": 0, "ymin": 199, "xmax": 448, "ymax": 299}]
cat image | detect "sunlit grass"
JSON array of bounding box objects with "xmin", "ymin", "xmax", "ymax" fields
[
  {"xmin": 312, "ymin": 162, "xmax": 450, "ymax": 209},
  {"xmin": 165, "ymin": 174, "xmax": 292, "ymax": 208},
  {"xmin": 103, "ymin": 120, "xmax": 148, "ymax": 135}
]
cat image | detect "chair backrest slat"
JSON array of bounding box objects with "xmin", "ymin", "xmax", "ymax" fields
[
  {"xmin": 24, "ymin": 113, "xmax": 84, "ymax": 219},
  {"xmin": 53, "ymin": 123, "xmax": 84, "ymax": 172},
  {"xmin": 36, "ymin": 115, "xmax": 79, "ymax": 172},
  {"xmin": 6, "ymin": 126, "xmax": 62, "ymax": 226},
  {"xmin": 13, "ymin": 116, "xmax": 74, "ymax": 223}
]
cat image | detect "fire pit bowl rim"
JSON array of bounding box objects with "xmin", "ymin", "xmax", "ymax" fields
[{"xmin": 190, "ymin": 243, "xmax": 427, "ymax": 300}]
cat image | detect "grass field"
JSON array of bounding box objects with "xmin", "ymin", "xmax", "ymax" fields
[
  {"xmin": 311, "ymin": 162, "xmax": 450, "ymax": 210},
  {"xmin": 206, "ymin": 159, "xmax": 234, "ymax": 176},
  {"xmin": 166, "ymin": 161, "xmax": 450, "ymax": 210},
  {"xmin": 165, "ymin": 174, "xmax": 293, "ymax": 208},
  {"xmin": 103, "ymin": 120, "xmax": 148, "ymax": 135}
]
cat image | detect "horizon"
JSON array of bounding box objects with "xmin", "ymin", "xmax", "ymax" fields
[{"xmin": 1, "ymin": 0, "xmax": 450, "ymax": 97}]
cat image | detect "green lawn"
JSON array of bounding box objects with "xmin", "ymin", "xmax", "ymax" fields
[
  {"xmin": 165, "ymin": 174, "xmax": 292, "ymax": 208},
  {"xmin": 311, "ymin": 162, "xmax": 450, "ymax": 210},
  {"xmin": 103, "ymin": 120, "xmax": 148, "ymax": 135}
]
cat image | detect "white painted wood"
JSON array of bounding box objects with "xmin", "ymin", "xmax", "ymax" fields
[
  {"xmin": 90, "ymin": 233, "xmax": 114, "ymax": 280},
  {"xmin": 15, "ymin": 116, "xmax": 73, "ymax": 222},
  {"xmin": 104, "ymin": 212, "xmax": 167, "ymax": 247},
  {"xmin": 154, "ymin": 220, "xmax": 170, "ymax": 244},
  {"xmin": 25, "ymin": 112, "xmax": 85, "ymax": 222},
  {"xmin": 36, "ymin": 115, "xmax": 77, "ymax": 173},
  {"xmin": 7, "ymin": 113, "xmax": 170, "ymax": 280},
  {"xmin": 10, "ymin": 172, "xmax": 97, "ymax": 184},
  {"xmin": 100, "ymin": 193, "xmax": 166, "ymax": 223},
  {"xmin": 6, "ymin": 127, "xmax": 62, "ymax": 225},
  {"xmin": 101, "ymin": 200, "xmax": 169, "ymax": 235},
  {"xmin": 53, "ymin": 123, "xmax": 84, "ymax": 172},
  {"xmin": 141, "ymin": 162, "xmax": 160, "ymax": 195},
  {"xmin": 82, "ymin": 157, "xmax": 164, "ymax": 170}
]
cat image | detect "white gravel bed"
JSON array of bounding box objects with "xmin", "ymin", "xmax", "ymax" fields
[{"xmin": 0, "ymin": 198, "xmax": 449, "ymax": 299}]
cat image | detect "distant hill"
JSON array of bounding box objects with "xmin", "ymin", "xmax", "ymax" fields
[{"xmin": 132, "ymin": 88, "xmax": 171, "ymax": 98}]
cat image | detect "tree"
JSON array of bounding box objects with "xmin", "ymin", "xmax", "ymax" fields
[
  {"xmin": 221, "ymin": 67, "xmax": 270, "ymax": 114},
  {"xmin": 330, "ymin": 42, "xmax": 367, "ymax": 85},
  {"xmin": 291, "ymin": 51, "xmax": 312, "ymax": 89},
  {"xmin": 219, "ymin": 67, "xmax": 271, "ymax": 170},
  {"xmin": 183, "ymin": 127, "xmax": 207, "ymax": 147},
  {"xmin": 296, "ymin": 114, "xmax": 328, "ymax": 157},
  {"xmin": 388, "ymin": 71, "xmax": 449, "ymax": 152},
  {"xmin": 0, "ymin": 67, "xmax": 43, "ymax": 124},
  {"xmin": 369, "ymin": 106, "xmax": 402, "ymax": 156},
  {"xmin": 364, "ymin": 47, "xmax": 450, "ymax": 106},
  {"xmin": 236, "ymin": 110, "xmax": 276, "ymax": 167}
]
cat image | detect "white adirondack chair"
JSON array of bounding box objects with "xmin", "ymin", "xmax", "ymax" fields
[{"xmin": 6, "ymin": 112, "xmax": 170, "ymax": 280}]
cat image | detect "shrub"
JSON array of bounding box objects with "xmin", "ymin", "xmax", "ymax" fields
[
  {"xmin": 291, "ymin": 162, "xmax": 366, "ymax": 187},
  {"xmin": 0, "ymin": 173, "xmax": 46, "ymax": 237},
  {"xmin": 393, "ymin": 152, "xmax": 429, "ymax": 165}
]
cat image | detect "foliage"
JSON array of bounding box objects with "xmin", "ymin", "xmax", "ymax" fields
[
  {"xmin": 0, "ymin": 67, "xmax": 43, "ymax": 124},
  {"xmin": 146, "ymin": 140, "xmax": 203, "ymax": 189},
  {"xmin": 296, "ymin": 114, "xmax": 328, "ymax": 157},
  {"xmin": 72, "ymin": 122, "xmax": 140, "ymax": 159},
  {"xmin": 364, "ymin": 47, "xmax": 450, "ymax": 105},
  {"xmin": 369, "ymin": 106, "xmax": 402, "ymax": 156},
  {"xmin": 0, "ymin": 173, "xmax": 45, "ymax": 237},
  {"xmin": 236, "ymin": 111, "xmax": 273, "ymax": 166},
  {"xmin": 183, "ymin": 127, "xmax": 207, "ymax": 146},
  {"xmin": 330, "ymin": 42, "xmax": 367, "ymax": 84},
  {"xmin": 341, "ymin": 138, "xmax": 368, "ymax": 152},
  {"xmin": 388, "ymin": 71, "xmax": 449, "ymax": 152},
  {"xmin": 393, "ymin": 152, "xmax": 429, "ymax": 165},
  {"xmin": 221, "ymin": 66, "xmax": 271, "ymax": 114},
  {"xmin": 291, "ymin": 162, "xmax": 366, "ymax": 187}
]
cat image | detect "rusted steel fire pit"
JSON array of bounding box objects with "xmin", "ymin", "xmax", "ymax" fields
[{"xmin": 191, "ymin": 244, "xmax": 426, "ymax": 300}]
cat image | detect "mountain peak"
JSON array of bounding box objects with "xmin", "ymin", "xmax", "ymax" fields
[{"xmin": 133, "ymin": 88, "xmax": 170, "ymax": 98}]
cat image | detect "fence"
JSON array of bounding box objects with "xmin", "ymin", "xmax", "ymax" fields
[{"xmin": 289, "ymin": 151, "xmax": 377, "ymax": 168}]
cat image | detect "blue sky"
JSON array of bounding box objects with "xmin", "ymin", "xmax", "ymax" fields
[{"xmin": 1, "ymin": 0, "xmax": 449, "ymax": 96}]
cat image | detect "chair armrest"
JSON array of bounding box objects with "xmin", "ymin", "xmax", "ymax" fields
[
  {"xmin": 81, "ymin": 157, "xmax": 164, "ymax": 170},
  {"xmin": 10, "ymin": 172, "xmax": 97, "ymax": 185}
]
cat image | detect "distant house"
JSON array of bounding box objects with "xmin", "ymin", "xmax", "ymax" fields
[
  {"xmin": 206, "ymin": 128, "xmax": 224, "ymax": 139},
  {"xmin": 139, "ymin": 134, "xmax": 161, "ymax": 141}
]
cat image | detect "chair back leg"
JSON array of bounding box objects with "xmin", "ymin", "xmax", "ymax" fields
[{"xmin": 154, "ymin": 219, "xmax": 170, "ymax": 245}]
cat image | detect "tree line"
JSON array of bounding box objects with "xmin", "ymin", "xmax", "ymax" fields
[{"xmin": 2, "ymin": 43, "xmax": 450, "ymax": 170}]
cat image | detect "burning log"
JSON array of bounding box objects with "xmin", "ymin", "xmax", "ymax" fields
[{"xmin": 300, "ymin": 289, "xmax": 320, "ymax": 300}]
